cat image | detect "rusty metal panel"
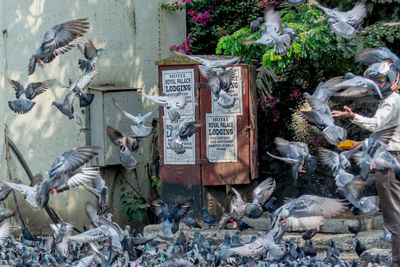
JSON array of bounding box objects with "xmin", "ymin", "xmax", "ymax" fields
[
  {"xmin": 200, "ymin": 64, "xmax": 254, "ymax": 186},
  {"xmin": 157, "ymin": 65, "xmax": 202, "ymax": 213}
]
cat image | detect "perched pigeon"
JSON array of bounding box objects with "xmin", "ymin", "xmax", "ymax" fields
[
  {"xmin": 151, "ymin": 199, "xmax": 193, "ymax": 239},
  {"xmin": 77, "ymin": 40, "xmax": 104, "ymax": 72},
  {"xmin": 8, "ymin": 79, "xmax": 55, "ymax": 114},
  {"xmin": 333, "ymin": 72, "xmax": 382, "ymax": 99},
  {"xmin": 143, "ymin": 93, "xmax": 187, "ymax": 123},
  {"xmin": 106, "ymin": 126, "xmax": 140, "ymax": 169},
  {"xmin": 309, "ymin": 0, "xmax": 366, "ymax": 38},
  {"xmin": 82, "ymin": 174, "xmax": 108, "ymax": 215},
  {"xmin": 183, "ymin": 210, "xmax": 202, "ymax": 230},
  {"xmin": 355, "ymin": 239, "xmax": 366, "ymax": 256},
  {"xmin": 244, "ymin": 8, "xmax": 291, "ymax": 56},
  {"xmin": 202, "ymin": 208, "xmax": 219, "ymax": 228},
  {"xmin": 28, "ymin": 18, "xmax": 89, "ymax": 75},
  {"xmin": 198, "ymin": 65, "xmax": 236, "ymax": 109},
  {"xmin": 68, "ymin": 69, "xmax": 97, "ymax": 107},
  {"xmin": 267, "ymin": 137, "xmax": 315, "ymax": 181},
  {"xmin": 356, "ymin": 47, "xmax": 400, "ymax": 71},
  {"xmin": 250, "ymin": 17, "xmax": 263, "ymax": 32},
  {"xmin": 113, "ymin": 98, "xmax": 155, "ymax": 137},
  {"xmin": 52, "ymin": 92, "xmax": 82, "ymax": 126}
]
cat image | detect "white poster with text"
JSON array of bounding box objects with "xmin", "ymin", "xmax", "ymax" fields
[
  {"xmin": 206, "ymin": 114, "xmax": 237, "ymax": 163},
  {"xmin": 163, "ymin": 116, "xmax": 196, "ymax": 165},
  {"xmin": 211, "ymin": 66, "xmax": 242, "ymax": 115},
  {"xmin": 162, "ymin": 69, "xmax": 195, "ymax": 116}
]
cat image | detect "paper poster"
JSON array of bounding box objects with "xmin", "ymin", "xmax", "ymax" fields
[
  {"xmin": 162, "ymin": 69, "xmax": 195, "ymax": 116},
  {"xmin": 211, "ymin": 66, "xmax": 242, "ymax": 115},
  {"xmin": 163, "ymin": 116, "xmax": 196, "ymax": 165},
  {"xmin": 206, "ymin": 114, "xmax": 237, "ymax": 163}
]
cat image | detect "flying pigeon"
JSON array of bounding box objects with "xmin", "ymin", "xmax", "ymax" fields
[
  {"xmin": 172, "ymin": 49, "xmax": 240, "ymax": 72},
  {"xmin": 52, "ymin": 92, "xmax": 82, "ymax": 126},
  {"xmin": 267, "ymin": 137, "xmax": 316, "ymax": 181},
  {"xmin": 82, "ymin": 174, "xmax": 108, "ymax": 215},
  {"xmin": 333, "ymin": 72, "xmax": 382, "ymax": 99},
  {"xmin": 169, "ymin": 118, "xmax": 202, "ymax": 154},
  {"xmin": 67, "ymin": 69, "xmax": 97, "ymax": 107},
  {"xmin": 143, "ymin": 93, "xmax": 187, "ymax": 123},
  {"xmin": 309, "ymin": 0, "xmax": 366, "ymax": 39},
  {"xmin": 28, "ymin": 18, "xmax": 89, "ymax": 75},
  {"xmin": 198, "ymin": 65, "xmax": 236, "ymax": 109},
  {"xmin": 106, "ymin": 126, "xmax": 140, "ymax": 169},
  {"xmin": 77, "ymin": 40, "xmax": 104, "ymax": 72},
  {"xmin": 4, "ymin": 181, "xmax": 41, "ymax": 210},
  {"xmin": 8, "ymin": 79, "xmax": 55, "ymax": 114},
  {"xmin": 151, "ymin": 199, "xmax": 193, "ymax": 239},
  {"xmin": 244, "ymin": 8, "xmax": 291, "ymax": 56},
  {"xmin": 356, "ymin": 47, "xmax": 400, "ymax": 71},
  {"xmin": 113, "ymin": 98, "xmax": 155, "ymax": 137}
]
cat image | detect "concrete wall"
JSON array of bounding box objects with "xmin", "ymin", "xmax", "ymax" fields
[{"xmin": 0, "ymin": 0, "xmax": 185, "ymax": 234}]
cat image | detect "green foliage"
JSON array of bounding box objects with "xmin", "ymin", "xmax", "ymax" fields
[{"xmin": 120, "ymin": 187, "xmax": 148, "ymax": 221}]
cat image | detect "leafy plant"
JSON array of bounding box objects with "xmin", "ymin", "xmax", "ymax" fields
[{"xmin": 120, "ymin": 187, "xmax": 149, "ymax": 221}]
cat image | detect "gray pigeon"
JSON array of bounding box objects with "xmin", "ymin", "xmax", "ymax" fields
[
  {"xmin": 383, "ymin": 225, "xmax": 392, "ymax": 243},
  {"xmin": 286, "ymin": 0, "xmax": 306, "ymax": 6},
  {"xmin": 4, "ymin": 181, "xmax": 41, "ymax": 210},
  {"xmin": 267, "ymin": 137, "xmax": 315, "ymax": 181},
  {"xmin": 333, "ymin": 72, "xmax": 382, "ymax": 99},
  {"xmin": 198, "ymin": 65, "xmax": 236, "ymax": 108},
  {"xmin": 282, "ymin": 22, "xmax": 301, "ymax": 43},
  {"xmin": 172, "ymin": 49, "xmax": 240, "ymax": 72},
  {"xmin": 77, "ymin": 40, "xmax": 104, "ymax": 72},
  {"xmin": 151, "ymin": 199, "xmax": 193, "ymax": 239},
  {"xmin": 106, "ymin": 126, "xmax": 139, "ymax": 169},
  {"xmin": 143, "ymin": 93, "xmax": 187, "ymax": 123},
  {"xmin": 8, "ymin": 79, "xmax": 55, "ymax": 114},
  {"xmin": 304, "ymin": 77, "xmax": 345, "ymax": 102},
  {"xmin": 28, "ymin": 18, "xmax": 89, "ymax": 75},
  {"xmin": 250, "ymin": 17, "xmax": 263, "ymax": 32},
  {"xmin": 169, "ymin": 118, "xmax": 202, "ymax": 154},
  {"xmin": 52, "ymin": 92, "xmax": 82, "ymax": 126},
  {"xmin": 356, "ymin": 47, "xmax": 400, "ymax": 71},
  {"xmin": 244, "ymin": 8, "xmax": 291, "ymax": 56},
  {"xmin": 309, "ymin": 0, "xmax": 366, "ymax": 39},
  {"xmin": 113, "ymin": 98, "xmax": 155, "ymax": 137},
  {"xmin": 68, "ymin": 69, "xmax": 97, "ymax": 107},
  {"xmin": 0, "ymin": 208, "xmax": 15, "ymax": 223},
  {"xmin": 82, "ymin": 174, "xmax": 108, "ymax": 215}
]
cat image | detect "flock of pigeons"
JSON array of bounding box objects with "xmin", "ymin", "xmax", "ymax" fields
[{"xmin": 0, "ymin": 1, "xmax": 397, "ymax": 266}]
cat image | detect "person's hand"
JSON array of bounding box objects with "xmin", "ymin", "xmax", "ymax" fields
[{"xmin": 331, "ymin": 106, "xmax": 355, "ymax": 120}]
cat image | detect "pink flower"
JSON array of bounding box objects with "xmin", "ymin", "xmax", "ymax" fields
[
  {"xmin": 181, "ymin": 0, "xmax": 192, "ymax": 3},
  {"xmin": 208, "ymin": 4, "xmax": 215, "ymax": 10}
]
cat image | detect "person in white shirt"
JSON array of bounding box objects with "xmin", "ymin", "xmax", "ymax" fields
[{"xmin": 332, "ymin": 61, "xmax": 400, "ymax": 266}]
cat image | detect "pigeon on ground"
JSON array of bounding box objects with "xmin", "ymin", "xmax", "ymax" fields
[
  {"xmin": 67, "ymin": 69, "xmax": 97, "ymax": 107},
  {"xmin": 333, "ymin": 72, "xmax": 382, "ymax": 99},
  {"xmin": 82, "ymin": 174, "xmax": 108, "ymax": 215},
  {"xmin": 52, "ymin": 92, "xmax": 82, "ymax": 126},
  {"xmin": 77, "ymin": 40, "xmax": 104, "ymax": 72},
  {"xmin": 113, "ymin": 98, "xmax": 155, "ymax": 137},
  {"xmin": 151, "ymin": 199, "xmax": 193, "ymax": 239},
  {"xmin": 219, "ymin": 178, "xmax": 276, "ymax": 229},
  {"xmin": 302, "ymin": 226, "xmax": 320, "ymax": 240},
  {"xmin": 243, "ymin": 8, "xmax": 291, "ymax": 56},
  {"xmin": 267, "ymin": 137, "xmax": 315, "ymax": 181},
  {"xmin": 355, "ymin": 239, "xmax": 366, "ymax": 256},
  {"xmin": 237, "ymin": 221, "xmax": 254, "ymax": 232},
  {"xmin": 198, "ymin": 65, "xmax": 236, "ymax": 109},
  {"xmin": 383, "ymin": 225, "xmax": 392, "ymax": 243},
  {"xmin": 106, "ymin": 126, "xmax": 140, "ymax": 169},
  {"xmin": 183, "ymin": 210, "xmax": 202, "ymax": 230},
  {"xmin": 356, "ymin": 47, "xmax": 400, "ymax": 71},
  {"xmin": 348, "ymin": 222, "xmax": 362, "ymax": 236},
  {"xmin": 309, "ymin": 0, "xmax": 366, "ymax": 39},
  {"xmin": 202, "ymin": 208, "xmax": 219, "ymax": 228},
  {"xmin": 28, "ymin": 18, "xmax": 89, "ymax": 75},
  {"xmin": 8, "ymin": 79, "xmax": 55, "ymax": 114},
  {"xmin": 172, "ymin": 49, "xmax": 240, "ymax": 72},
  {"xmin": 143, "ymin": 93, "xmax": 187, "ymax": 123}
]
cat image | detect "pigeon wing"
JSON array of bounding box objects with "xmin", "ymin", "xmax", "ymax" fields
[
  {"xmin": 264, "ymin": 8, "xmax": 282, "ymax": 34},
  {"xmin": 344, "ymin": 2, "xmax": 366, "ymax": 25},
  {"xmin": 9, "ymin": 80, "xmax": 25, "ymax": 99},
  {"xmin": 252, "ymin": 177, "xmax": 276, "ymax": 206},
  {"xmin": 25, "ymin": 79, "xmax": 55, "ymax": 100},
  {"xmin": 113, "ymin": 98, "xmax": 141, "ymax": 124}
]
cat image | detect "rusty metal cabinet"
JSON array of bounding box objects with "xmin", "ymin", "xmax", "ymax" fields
[{"xmin": 155, "ymin": 55, "xmax": 258, "ymax": 213}]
